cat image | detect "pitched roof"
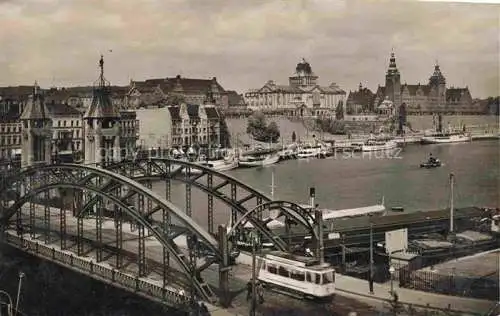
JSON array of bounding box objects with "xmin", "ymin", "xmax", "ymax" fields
[
  {"xmin": 0, "ymin": 85, "xmax": 35, "ymax": 101},
  {"xmin": 186, "ymin": 104, "xmax": 199, "ymax": 119},
  {"xmin": 0, "ymin": 103, "xmax": 21, "ymax": 121},
  {"xmin": 167, "ymin": 106, "xmax": 180, "ymax": 120},
  {"xmin": 46, "ymin": 102, "xmax": 82, "ymax": 116},
  {"xmin": 226, "ymin": 90, "xmax": 245, "ymax": 106},
  {"xmin": 131, "ymin": 76, "xmax": 225, "ymax": 95},
  {"xmin": 84, "ymin": 85, "xmax": 121, "ymax": 119},
  {"xmin": 446, "ymin": 87, "xmax": 469, "ymax": 102},
  {"xmin": 205, "ymin": 106, "xmax": 220, "ymax": 119},
  {"xmin": 319, "ymin": 84, "xmax": 346, "ymax": 94},
  {"xmin": 20, "ymin": 88, "xmax": 50, "ymax": 120},
  {"xmin": 347, "ymin": 88, "xmax": 375, "ymax": 107}
]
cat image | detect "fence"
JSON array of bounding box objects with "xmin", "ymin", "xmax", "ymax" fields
[
  {"xmin": 399, "ymin": 265, "xmax": 499, "ymax": 301},
  {"xmin": 4, "ymin": 233, "xmax": 191, "ymax": 309}
]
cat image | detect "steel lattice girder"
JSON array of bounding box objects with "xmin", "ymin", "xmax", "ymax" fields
[
  {"xmin": 0, "ymin": 163, "xmax": 220, "ymax": 301},
  {"xmin": 104, "ymin": 158, "xmax": 320, "ymax": 249}
]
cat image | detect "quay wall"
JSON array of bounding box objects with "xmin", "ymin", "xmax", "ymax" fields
[{"xmin": 225, "ymin": 115, "xmax": 498, "ymax": 145}]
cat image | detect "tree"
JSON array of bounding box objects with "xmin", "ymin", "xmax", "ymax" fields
[
  {"xmin": 291, "ymin": 131, "xmax": 297, "ymax": 143},
  {"xmin": 266, "ymin": 121, "xmax": 280, "ymax": 143},
  {"xmin": 398, "ymin": 103, "xmax": 407, "ymax": 135},
  {"xmin": 246, "ymin": 111, "xmax": 281, "ymax": 143},
  {"xmin": 336, "ymin": 101, "xmax": 345, "ymax": 120}
]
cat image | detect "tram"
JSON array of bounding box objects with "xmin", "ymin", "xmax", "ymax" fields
[{"xmin": 257, "ymin": 251, "xmax": 335, "ymax": 300}]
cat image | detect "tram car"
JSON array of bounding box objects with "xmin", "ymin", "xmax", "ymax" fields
[{"xmin": 257, "ymin": 251, "xmax": 335, "ymax": 300}]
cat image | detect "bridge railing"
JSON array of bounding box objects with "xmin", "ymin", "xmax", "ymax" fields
[{"xmin": 4, "ymin": 233, "xmax": 191, "ymax": 308}]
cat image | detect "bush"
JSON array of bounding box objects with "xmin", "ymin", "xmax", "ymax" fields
[{"xmin": 246, "ymin": 112, "xmax": 280, "ymax": 143}]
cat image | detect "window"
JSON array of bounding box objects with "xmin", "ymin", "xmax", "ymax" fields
[
  {"xmin": 322, "ymin": 272, "xmax": 334, "ymax": 284},
  {"xmin": 315, "ymin": 273, "xmax": 321, "ymax": 285},
  {"xmin": 277, "ymin": 266, "xmax": 289, "ymax": 278},
  {"xmin": 267, "ymin": 264, "xmax": 277, "ymax": 274},
  {"xmin": 290, "ymin": 270, "xmax": 305, "ymax": 282}
]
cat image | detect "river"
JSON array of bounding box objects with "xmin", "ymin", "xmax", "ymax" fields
[{"xmin": 152, "ymin": 139, "xmax": 498, "ymax": 229}]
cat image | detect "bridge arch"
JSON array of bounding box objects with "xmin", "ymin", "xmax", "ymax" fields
[
  {"xmin": 104, "ymin": 158, "xmax": 319, "ymax": 251},
  {"xmin": 0, "ymin": 163, "xmax": 221, "ymax": 302}
]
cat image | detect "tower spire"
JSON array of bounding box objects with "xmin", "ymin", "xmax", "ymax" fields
[{"xmin": 99, "ymin": 54, "xmax": 104, "ymax": 86}]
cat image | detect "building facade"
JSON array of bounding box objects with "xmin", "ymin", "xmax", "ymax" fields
[
  {"xmin": 84, "ymin": 56, "xmax": 129, "ymax": 165},
  {"xmin": 136, "ymin": 103, "xmax": 226, "ymax": 150},
  {"xmin": 20, "ymin": 83, "xmax": 52, "ymax": 167},
  {"xmin": 0, "ymin": 86, "xmax": 34, "ymax": 160},
  {"xmin": 45, "ymin": 86, "xmax": 128, "ymax": 112},
  {"xmin": 345, "ymin": 83, "xmax": 376, "ymax": 115},
  {"xmin": 244, "ymin": 59, "xmax": 346, "ymax": 117},
  {"xmin": 126, "ymin": 75, "xmax": 228, "ymax": 109},
  {"xmin": 373, "ymin": 52, "xmax": 477, "ymax": 114},
  {"xmin": 46, "ymin": 102, "xmax": 84, "ymax": 155}
]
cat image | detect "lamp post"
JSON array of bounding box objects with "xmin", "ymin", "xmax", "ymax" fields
[
  {"xmin": 368, "ymin": 214, "xmax": 374, "ymax": 294},
  {"xmin": 249, "ymin": 230, "xmax": 260, "ymax": 316},
  {"xmin": 389, "ymin": 266, "xmax": 395, "ymax": 295},
  {"xmin": 0, "ymin": 290, "xmax": 13, "ymax": 316},
  {"xmin": 14, "ymin": 272, "xmax": 24, "ymax": 316}
]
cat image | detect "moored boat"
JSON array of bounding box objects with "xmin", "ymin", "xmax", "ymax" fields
[
  {"xmin": 420, "ymin": 131, "xmax": 471, "ymax": 144},
  {"xmin": 239, "ymin": 148, "xmax": 280, "ymax": 167},
  {"xmin": 297, "ymin": 144, "xmax": 322, "ymax": 159},
  {"xmin": 361, "ymin": 139, "xmax": 398, "ymax": 152},
  {"xmin": 199, "ymin": 159, "xmax": 239, "ymax": 172}
]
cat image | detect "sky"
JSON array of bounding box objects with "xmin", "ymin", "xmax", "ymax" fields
[{"xmin": 0, "ymin": 0, "xmax": 498, "ymax": 98}]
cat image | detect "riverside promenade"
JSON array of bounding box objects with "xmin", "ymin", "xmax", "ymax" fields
[{"xmin": 235, "ymin": 253, "xmax": 495, "ymax": 315}]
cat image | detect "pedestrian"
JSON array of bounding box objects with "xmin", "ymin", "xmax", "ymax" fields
[
  {"xmin": 246, "ymin": 281, "xmax": 252, "ymax": 301},
  {"xmin": 257, "ymin": 283, "xmax": 264, "ymax": 304},
  {"xmin": 200, "ymin": 302, "xmax": 209, "ymax": 315}
]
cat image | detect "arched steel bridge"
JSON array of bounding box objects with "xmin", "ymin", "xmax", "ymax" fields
[{"xmin": 0, "ymin": 159, "xmax": 320, "ymax": 309}]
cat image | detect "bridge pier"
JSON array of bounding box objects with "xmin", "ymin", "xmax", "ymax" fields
[{"xmin": 218, "ymin": 224, "xmax": 230, "ymax": 308}]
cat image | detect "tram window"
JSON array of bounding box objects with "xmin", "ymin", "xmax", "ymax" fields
[
  {"xmin": 267, "ymin": 264, "xmax": 277, "ymax": 274},
  {"xmin": 290, "ymin": 270, "xmax": 305, "ymax": 281},
  {"xmin": 315, "ymin": 273, "xmax": 321, "ymax": 284},
  {"xmin": 278, "ymin": 266, "xmax": 289, "ymax": 278},
  {"xmin": 306, "ymin": 273, "xmax": 313, "ymax": 282},
  {"xmin": 322, "ymin": 272, "xmax": 334, "ymax": 284}
]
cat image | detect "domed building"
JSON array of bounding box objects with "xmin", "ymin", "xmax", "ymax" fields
[{"xmin": 244, "ymin": 59, "xmax": 346, "ymax": 117}]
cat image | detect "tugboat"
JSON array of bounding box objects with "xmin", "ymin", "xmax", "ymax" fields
[{"xmin": 420, "ymin": 153, "xmax": 442, "ymax": 168}]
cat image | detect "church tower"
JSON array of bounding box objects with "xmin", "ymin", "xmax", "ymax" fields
[
  {"xmin": 20, "ymin": 82, "xmax": 52, "ymax": 167},
  {"xmin": 384, "ymin": 51, "xmax": 401, "ymax": 107},
  {"xmin": 84, "ymin": 55, "xmax": 121, "ymax": 166},
  {"xmin": 428, "ymin": 62, "xmax": 447, "ymax": 110}
]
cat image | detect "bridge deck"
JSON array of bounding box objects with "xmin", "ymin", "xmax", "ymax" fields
[{"xmin": 7, "ymin": 207, "xmax": 379, "ymax": 315}]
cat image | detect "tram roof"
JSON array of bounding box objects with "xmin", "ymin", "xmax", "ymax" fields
[
  {"xmin": 264, "ymin": 251, "xmax": 333, "ymax": 271},
  {"xmin": 298, "ymin": 204, "xmax": 385, "ymax": 220}
]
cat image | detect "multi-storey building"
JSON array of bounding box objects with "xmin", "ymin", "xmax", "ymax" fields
[
  {"xmin": 46, "ymin": 102, "xmax": 84, "ymax": 156},
  {"xmin": 136, "ymin": 103, "xmax": 226, "ymax": 150},
  {"xmin": 126, "ymin": 75, "xmax": 228, "ymax": 109},
  {"xmin": 0, "ymin": 86, "xmax": 34, "ymax": 160},
  {"xmin": 84, "ymin": 56, "xmax": 137, "ymax": 165},
  {"xmin": 345, "ymin": 83, "xmax": 376, "ymax": 115},
  {"xmin": 20, "ymin": 84, "xmax": 52, "ymax": 167},
  {"xmin": 0, "ymin": 102, "xmax": 22, "ymax": 160},
  {"xmin": 244, "ymin": 59, "xmax": 346, "ymax": 117},
  {"xmin": 372, "ymin": 51, "xmax": 477, "ymax": 114},
  {"xmin": 45, "ymin": 86, "xmax": 128, "ymax": 112}
]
